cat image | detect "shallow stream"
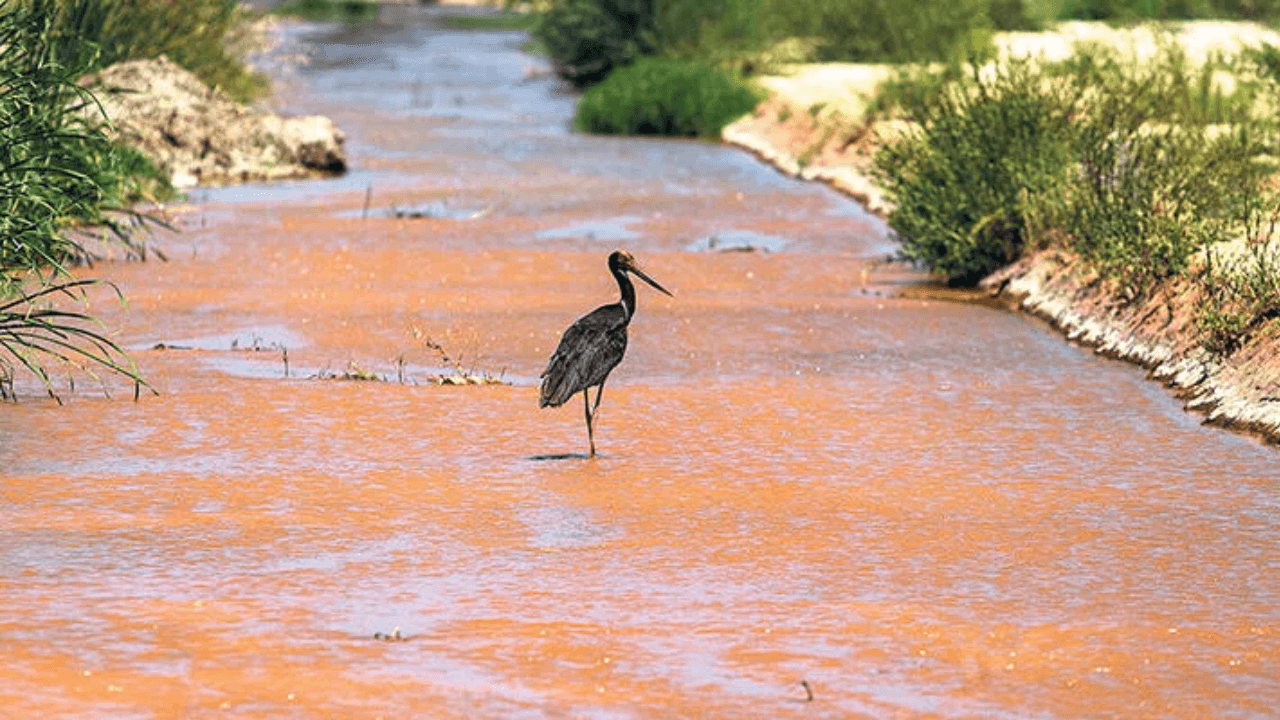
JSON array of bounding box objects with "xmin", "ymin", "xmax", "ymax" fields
[{"xmin": 1, "ymin": 8, "xmax": 1276, "ymax": 719}]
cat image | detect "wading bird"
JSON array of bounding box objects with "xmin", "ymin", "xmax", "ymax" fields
[{"xmin": 540, "ymin": 250, "xmax": 673, "ymax": 457}]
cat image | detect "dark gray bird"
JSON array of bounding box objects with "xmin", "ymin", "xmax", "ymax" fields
[{"xmin": 540, "ymin": 250, "xmax": 673, "ymax": 457}]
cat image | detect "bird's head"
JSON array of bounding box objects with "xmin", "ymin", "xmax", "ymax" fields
[{"xmin": 610, "ymin": 250, "xmax": 673, "ymax": 297}]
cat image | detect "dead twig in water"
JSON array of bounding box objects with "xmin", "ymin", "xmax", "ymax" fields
[
  {"xmin": 800, "ymin": 679, "xmax": 814, "ymax": 702},
  {"xmin": 409, "ymin": 327, "xmax": 507, "ymax": 386},
  {"xmin": 373, "ymin": 627, "xmax": 408, "ymax": 642},
  {"xmin": 311, "ymin": 361, "xmax": 384, "ymax": 382}
]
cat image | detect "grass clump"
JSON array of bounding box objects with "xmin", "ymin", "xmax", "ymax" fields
[
  {"xmin": 875, "ymin": 44, "xmax": 1277, "ymax": 294},
  {"xmin": 874, "ymin": 60, "xmax": 1079, "ymax": 284},
  {"xmin": 0, "ymin": 0, "xmax": 164, "ymax": 287},
  {"xmin": 442, "ymin": 11, "xmax": 538, "ymax": 31},
  {"xmin": 533, "ymin": 0, "xmax": 658, "ymax": 88},
  {"xmin": 1, "ymin": 0, "xmax": 162, "ymax": 399},
  {"xmin": 755, "ymin": 0, "xmax": 999, "ymax": 64},
  {"xmin": 49, "ymin": 0, "xmax": 268, "ymax": 103},
  {"xmin": 272, "ymin": 0, "xmax": 379, "ymax": 24},
  {"xmin": 1196, "ymin": 239, "xmax": 1280, "ymax": 355},
  {"xmin": 573, "ymin": 57, "xmax": 759, "ymax": 137}
]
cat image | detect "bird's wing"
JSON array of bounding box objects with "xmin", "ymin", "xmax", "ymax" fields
[{"xmin": 540, "ymin": 306, "xmax": 628, "ymax": 408}]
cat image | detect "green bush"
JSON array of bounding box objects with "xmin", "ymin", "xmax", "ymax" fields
[
  {"xmin": 874, "ymin": 45, "xmax": 1275, "ymax": 291},
  {"xmin": 1042, "ymin": 45, "xmax": 1266, "ymax": 296},
  {"xmin": 533, "ymin": 0, "xmax": 659, "ymax": 88},
  {"xmin": 50, "ymin": 0, "xmax": 267, "ymax": 103},
  {"xmin": 272, "ymin": 0, "xmax": 379, "ymax": 23},
  {"xmin": 756, "ymin": 0, "xmax": 998, "ymax": 64},
  {"xmin": 1049, "ymin": 98, "xmax": 1261, "ymax": 297},
  {"xmin": 1053, "ymin": 0, "xmax": 1280, "ymax": 20},
  {"xmin": 573, "ymin": 57, "xmax": 759, "ymax": 136},
  {"xmin": 1196, "ymin": 239, "xmax": 1280, "ymax": 356},
  {"xmin": 0, "ymin": 0, "xmax": 157, "ymax": 397},
  {"xmin": 874, "ymin": 61, "xmax": 1079, "ymax": 284}
]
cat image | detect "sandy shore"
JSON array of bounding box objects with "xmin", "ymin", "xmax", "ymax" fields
[{"xmin": 722, "ymin": 21, "xmax": 1280, "ymax": 443}]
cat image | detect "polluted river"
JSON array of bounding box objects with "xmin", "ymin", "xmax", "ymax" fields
[{"xmin": 1, "ymin": 8, "xmax": 1277, "ymax": 719}]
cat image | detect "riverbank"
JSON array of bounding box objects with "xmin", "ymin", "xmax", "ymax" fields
[
  {"xmin": 84, "ymin": 28, "xmax": 346, "ymax": 189},
  {"xmin": 722, "ymin": 21, "xmax": 1280, "ymax": 444}
]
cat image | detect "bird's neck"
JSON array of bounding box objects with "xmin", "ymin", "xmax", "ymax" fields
[{"xmin": 615, "ymin": 270, "xmax": 636, "ymax": 322}]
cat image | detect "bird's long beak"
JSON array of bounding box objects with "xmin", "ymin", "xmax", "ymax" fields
[{"xmin": 631, "ymin": 266, "xmax": 673, "ymax": 297}]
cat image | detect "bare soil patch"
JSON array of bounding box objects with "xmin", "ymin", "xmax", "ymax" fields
[{"xmin": 85, "ymin": 55, "xmax": 346, "ymax": 188}]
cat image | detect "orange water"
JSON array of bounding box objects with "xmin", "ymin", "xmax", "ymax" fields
[{"xmin": 2, "ymin": 10, "xmax": 1277, "ymax": 719}]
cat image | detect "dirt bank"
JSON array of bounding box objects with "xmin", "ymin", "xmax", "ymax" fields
[
  {"xmin": 84, "ymin": 54, "xmax": 346, "ymax": 188},
  {"xmin": 721, "ymin": 21, "xmax": 1280, "ymax": 444}
]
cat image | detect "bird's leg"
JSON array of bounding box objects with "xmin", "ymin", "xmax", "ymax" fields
[
  {"xmin": 587, "ymin": 383, "xmax": 607, "ymax": 457},
  {"xmin": 583, "ymin": 388, "xmax": 596, "ymax": 457},
  {"xmin": 592, "ymin": 381, "xmax": 606, "ymax": 416}
]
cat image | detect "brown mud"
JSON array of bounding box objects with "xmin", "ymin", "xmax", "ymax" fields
[{"xmin": 2, "ymin": 9, "xmax": 1278, "ymax": 719}]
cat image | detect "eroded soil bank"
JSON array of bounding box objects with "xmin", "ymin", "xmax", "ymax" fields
[
  {"xmin": 2, "ymin": 9, "xmax": 1278, "ymax": 720},
  {"xmin": 722, "ymin": 22, "xmax": 1280, "ymax": 443}
]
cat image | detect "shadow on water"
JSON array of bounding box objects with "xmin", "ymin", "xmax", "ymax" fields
[{"xmin": 527, "ymin": 452, "xmax": 592, "ymax": 462}]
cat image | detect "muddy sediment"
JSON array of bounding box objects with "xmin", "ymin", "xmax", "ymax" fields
[
  {"xmin": 2, "ymin": 12, "xmax": 1277, "ymax": 719},
  {"xmin": 982, "ymin": 250, "xmax": 1280, "ymax": 441},
  {"xmin": 721, "ymin": 29, "xmax": 1280, "ymax": 444}
]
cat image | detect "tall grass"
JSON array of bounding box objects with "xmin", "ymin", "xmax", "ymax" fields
[
  {"xmin": 0, "ymin": 280, "xmax": 148, "ymax": 402},
  {"xmin": 272, "ymin": 0, "xmax": 380, "ymax": 24},
  {"xmin": 755, "ymin": 0, "xmax": 999, "ymax": 64},
  {"xmin": 48, "ymin": 0, "xmax": 267, "ymax": 102},
  {"xmin": 1, "ymin": 0, "xmax": 158, "ymax": 399},
  {"xmin": 574, "ymin": 57, "xmax": 760, "ymax": 136}
]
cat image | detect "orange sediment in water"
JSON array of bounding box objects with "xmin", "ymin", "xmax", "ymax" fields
[{"xmin": 1, "ymin": 14, "xmax": 1276, "ymax": 718}]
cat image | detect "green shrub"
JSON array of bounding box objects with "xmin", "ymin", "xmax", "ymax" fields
[
  {"xmin": 1037, "ymin": 45, "xmax": 1267, "ymax": 297},
  {"xmin": 1054, "ymin": 0, "xmax": 1280, "ymax": 20},
  {"xmin": 533, "ymin": 0, "xmax": 659, "ymax": 88},
  {"xmin": 272, "ymin": 0, "xmax": 379, "ymax": 23},
  {"xmin": 755, "ymin": 0, "xmax": 998, "ymax": 64},
  {"xmin": 1196, "ymin": 239, "xmax": 1280, "ymax": 356},
  {"xmin": 1049, "ymin": 105, "xmax": 1261, "ymax": 298},
  {"xmin": 49, "ymin": 0, "xmax": 268, "ymax": 103},
  {"xmin": 874, "ymin": 43, "xmax": 1275, "ymax": 290},
  {"xmin": 573, "ymin": 57, "xmax": 759, "ymax": 136},
  {"xmin": 874, "ymin": 61, "xmax": 1079, "ymax": 284},
  {"xmin": 0, "ymin": 0, "xmax": 157, "ymax": 397}
]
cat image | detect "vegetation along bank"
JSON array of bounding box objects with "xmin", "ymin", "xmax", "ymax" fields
[
  {"xmin": 719, "ymin": 22, "xmax": 1280, "ymax": 443},
  {"xmin": 528, "ymin": 0, "xmax": 1280, "ymax": 444},
  {"xmin": 0, "ymin": 0, "xmax": 344, "ymax": 399}
]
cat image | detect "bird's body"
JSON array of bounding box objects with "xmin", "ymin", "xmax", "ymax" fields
[
  {"xmin": 540, "ymin": 250, "xmax": 672, "ymax": 457},
  {"xmin": 539, "ymin": 303, "xmax": 628, "ymax": 408}
]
